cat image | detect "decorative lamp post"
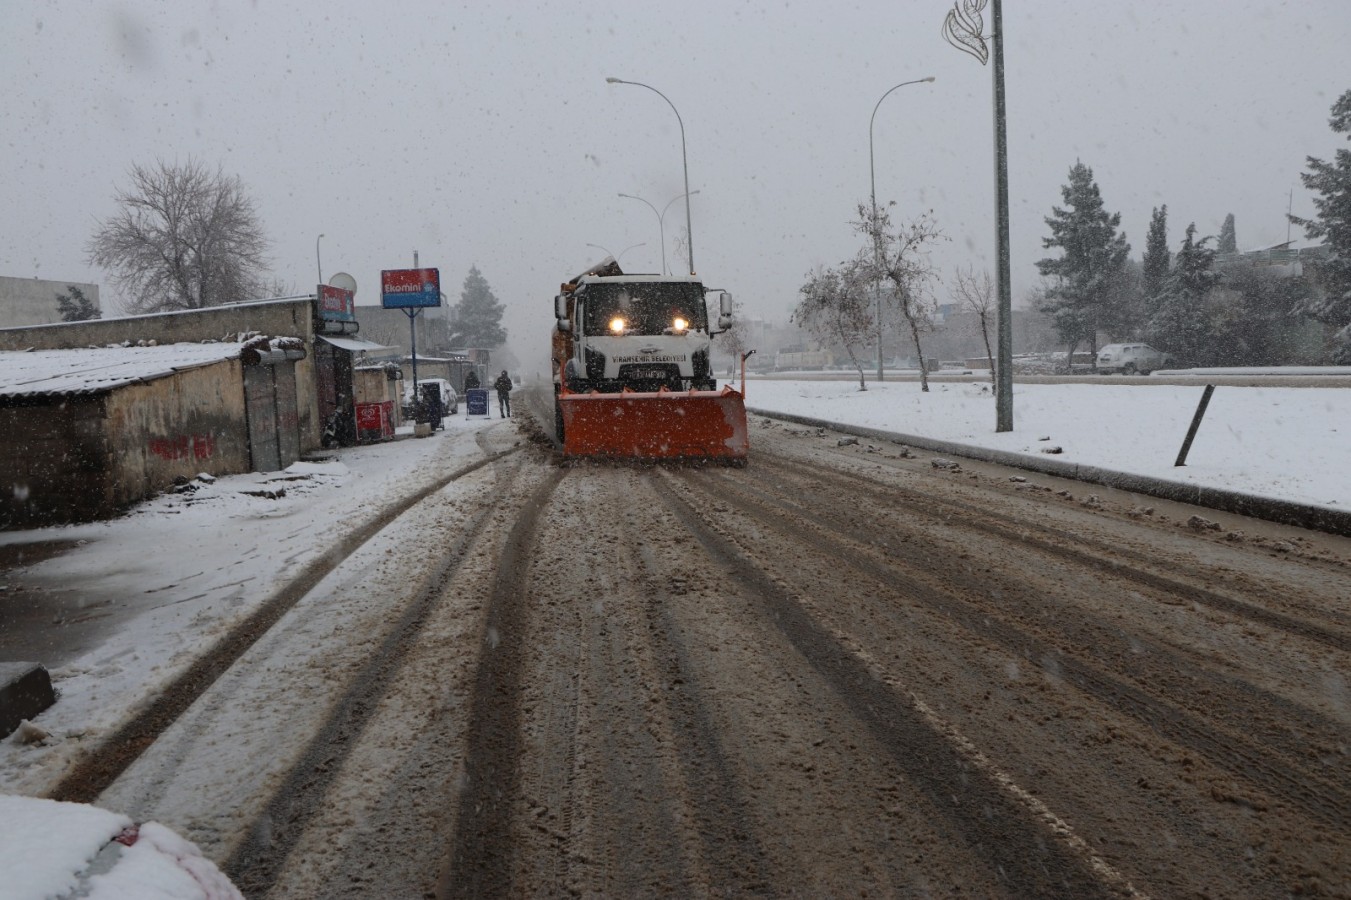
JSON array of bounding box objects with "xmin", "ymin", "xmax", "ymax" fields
[
  {"xmin": 869, "ymin": 76, "xmax": 935, "ymax": 381},
  {"xmin": 618, "ymin": 190, "xmax": 700, "ymax": 274},
  {"xmin": 606, "ymin": 78, "xmax": 695, "ymax": 275},
  {"xmin": 944, "ymin": 0, "xmax": 1013, "ymax": 432},
  {"xmin": 586, "ymin": 242, "xmax": 646, "ymax": 264}
]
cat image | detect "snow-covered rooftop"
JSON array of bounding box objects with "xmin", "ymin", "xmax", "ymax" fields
[{"xmin": 0, "ymin": 339, "xmax": 291, "ymax": 399}]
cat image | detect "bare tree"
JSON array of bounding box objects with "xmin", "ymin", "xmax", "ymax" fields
[
  {"xmin": 88, "ymin": 159, "xmax": 271, "ymax": 313},
  {"xmin": 793, "ymin": 258, "xmax": 873, "ymax": 390},
  {"xmin": 857, "ymin": 205, "xmax": 946, "ymax": 391},
  {"xmin": 717, "ymin": 295, "xmax": 751, "ymax": 378},
  {"xmin": 951, "ymin": 265, "xmax": 996, "ymax": 390}
]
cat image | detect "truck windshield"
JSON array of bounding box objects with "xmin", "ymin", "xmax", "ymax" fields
[{"xmin": 581, "ymin": 282, "xmax": 708, "ymax": 336}]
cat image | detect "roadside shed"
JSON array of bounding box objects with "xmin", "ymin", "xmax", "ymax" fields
[{"xmin": 0, "ymin": 336, "xmax": 305, "ymax": 528}]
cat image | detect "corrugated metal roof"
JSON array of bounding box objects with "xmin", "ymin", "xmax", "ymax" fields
[{"xmin": 0, "ymin": 343, "xmax": 250, "ymax": 399}]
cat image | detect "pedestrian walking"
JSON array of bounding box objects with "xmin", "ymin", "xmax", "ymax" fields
[
  {"xmin": 494, "ymin": 370, "xmax": 513, "ymax": 418},
  {"xmin": 464, "ymin": 369, "xmax": 480, "ymax": 390}
]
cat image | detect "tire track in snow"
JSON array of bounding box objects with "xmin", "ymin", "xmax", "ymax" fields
[
  {"xmin": 47, "ymin": 446, "xmax": 521, "ymax": 805},
  {"xmin": 437, "ymin": 467, "xmax": 567, "ymax": 898},
  {"xmin": 763, "ymin": 447, "xmax": 1350, "ymax": 650},
  {"xmin": 653, "ymin": 470, "xmax": 1127, "ymax": 899},
  {"xmin": 222, "ymin": 450, "xmax": 528, "ymax": 893},
  {"xmin": 688, "ymin": 462, "xmax": 1351, "ymax": 835}
]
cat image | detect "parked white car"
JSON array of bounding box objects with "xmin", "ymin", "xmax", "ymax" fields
[
  {"xmin": 402, "ymin": 378, "xmax": 458, "ymax": 417},
  {"xmin": 1096, "ymin": 343, "xmax": 1171, "ymax": 375}
]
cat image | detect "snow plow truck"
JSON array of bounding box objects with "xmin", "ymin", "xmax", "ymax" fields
[{"xmin": 551, "ymin": 258, "xmax": 749, "ymax": 462}]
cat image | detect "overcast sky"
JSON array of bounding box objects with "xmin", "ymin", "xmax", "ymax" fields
[{"xmin": 4, "ymin": 1, "xmax": 1347, "ymax": 368}]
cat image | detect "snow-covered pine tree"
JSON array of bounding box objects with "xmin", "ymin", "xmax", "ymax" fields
[
  {"xmin": 1036, "ymin": 161, "xmax": 1131, "ymax": 365},
  {"xmin": 1149, "ymin": 223, "xmax": 1219, "ymax": 365},
  {"xmin": 1289, "ymin": 88, "xmax": 1351, "ymax": 363},
  {"xmin": 453, "ymin": 265, "xmax": 508, "ymax": 348},
  {"xmin": 55, "ymin": 285, "xmax": 100, "ymax": 321},
  {"xmin": 1217, "ymin": 213, "xmax": 1237, "ymax": 254},
  {"xmin": 1142, "ymin": 205, "xmax": 1170, "ymax": 307}
]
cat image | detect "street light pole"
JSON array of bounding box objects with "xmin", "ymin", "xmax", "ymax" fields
[
  {"xmin": 315, "ymin": 233, "xmax": 325, "ymax": 284},
  {"xmin": 869, "ymin": 77, "xmax": 935, "ymax": 382},
  {"xmin": 606, "ymin": 77, "xmax": 695, "ymax": 275},
  {"xmin": 945, "ymin": 0, "xmax": 1013, "ymax": 432},
  {"xmin": 619, "ymin": 190, "xmax": 700, "ymax": 274}
]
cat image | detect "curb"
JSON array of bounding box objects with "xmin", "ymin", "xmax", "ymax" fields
[{"xmin": 748, "ymin": 408, "xmax": 1351, "ymax": 539}]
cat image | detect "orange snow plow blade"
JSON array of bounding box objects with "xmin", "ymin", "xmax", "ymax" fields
[{"xmin": 560, "ymin": 387, "xmax": 749, "ymax": 461}]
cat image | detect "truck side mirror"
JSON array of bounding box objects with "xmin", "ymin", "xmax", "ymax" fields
[
  {"xmin": 717, "ymin": 291, "xmax": 733, "ymax": 331},
  {"xmin": 555, "ymin": 294, "xmax": 572, "ymax": 332}
]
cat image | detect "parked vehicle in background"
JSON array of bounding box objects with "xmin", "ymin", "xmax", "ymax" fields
[
  {"xmin": 1096, "ymin": 343, "xmax": 1171, "ymax": 375},
  {"xmin": 402, "ymin": 378, "xmax": 458, "ymax": 418}
]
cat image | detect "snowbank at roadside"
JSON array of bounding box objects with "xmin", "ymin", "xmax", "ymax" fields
[{"xmin": 744, "ymin": 379, "xmax": 1350, "ymax": 509}]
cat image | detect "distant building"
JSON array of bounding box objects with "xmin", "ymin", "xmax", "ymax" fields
[
  {"xmin": 1216, "ymin": 241, "xmax": 1329, "ymax": 278},
  {"xmin": 0, "ymin": 275, "xmax": 100, "ymax": 328}
]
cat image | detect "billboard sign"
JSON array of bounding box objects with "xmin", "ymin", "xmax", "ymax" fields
[
  {"xmin": 381, "ymin": 268, "xmax": 441, "ymax": 309},
  {"xmin": 317, "ymin": 284, "xmax": 356, "ymax": 322}
]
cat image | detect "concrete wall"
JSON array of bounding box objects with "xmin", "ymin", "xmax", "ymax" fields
[
  {"xmin": 0, "ymin": 298, "xmax": 320, "ymax": 449},
  {"xmin": 0, "ymin": 276, "xmax": 100, "ymax": 328},
  {"xmin": 0, "ymin": 395, "xmax": 112, "ymax": 527},
  {"xmin": 105, "ymin": 360, "xmax": 251, "ymax": 507}
]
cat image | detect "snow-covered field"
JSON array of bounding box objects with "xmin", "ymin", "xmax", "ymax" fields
[
  {"xmin": 745, "ymin": 377, "xmax": 1350, "ymax": 509},
  {"xmin": 1, "ymin": 379, "xmax": 1347, "ymax": 897}
]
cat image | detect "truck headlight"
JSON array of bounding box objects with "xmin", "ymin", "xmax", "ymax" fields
[
  {"xmin": 672, "ymin": 317, "xmax": 688, "ymax": 333},
  {"xmin": 609, "ymin": 317, "xmax": 627, "ymax": 334}
]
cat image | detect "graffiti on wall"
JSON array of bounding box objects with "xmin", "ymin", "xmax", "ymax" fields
[{"xmin": 149, "ymin": 434, "xmax": 216, "ymax": 461}]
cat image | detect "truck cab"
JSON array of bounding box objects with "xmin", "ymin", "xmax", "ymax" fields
[{"xmin": 553, "ymin": 270, "xmax": 733, "ymax": 395}]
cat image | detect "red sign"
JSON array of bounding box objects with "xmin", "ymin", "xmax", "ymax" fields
[
  {"xmin": 318, "ymin": 284, "xmax": 355, "ymax": 322},
  {"xmin": 380, "ymin": 268, "xmax": 441, "ymax": 309}
]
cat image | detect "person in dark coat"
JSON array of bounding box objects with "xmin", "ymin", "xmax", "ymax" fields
[
  {"xmin": 464, "ymin": 369, "xmax": 480, "ymax": 390},
  {"xmin": 493, "ymin": 370, "xmax": 513, "ymax": 418}
]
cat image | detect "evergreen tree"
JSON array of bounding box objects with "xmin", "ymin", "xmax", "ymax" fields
[
  {"xmin": 55, "ymin": 285, "xmax": 101, "ymax": 321},
  {"xmin": 1149, "ymin": 223, "xmax": 1219, "ymax": 365},
  {"xmin": 1217, "ymin": 213, "xmax": 1237, "ymax": 254},
  {"xmin": 1214, "ymin": 268, "xmax": 1312, "ymax": 366},
  {"xmin": 1036, "ymin": 161, "xmax": 1131, "ymax": 361},
  {"xmin": 1289, "ymin": 88, "xmax": 1351, "ymax": 363},
  {"xmin": 453, "ymin": 265, "xmax": 507, "ymax": 348},
  {"xmin": 1141, "ymin": 205, "xmax": 1170, "ymax": 306}
]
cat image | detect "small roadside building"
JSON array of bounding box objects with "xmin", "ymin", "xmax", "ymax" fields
[
  {"xmin": 0, "ymin": 296, "xmax": 394, "ymax": 451},
  {"xmin": 0, "ymin": 336, "xmax": 305, "ymax": 528}
]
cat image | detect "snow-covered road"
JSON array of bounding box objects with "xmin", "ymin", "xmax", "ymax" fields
[{"xmin": 2, "ymin": 381, "xmax": 1348, "ymax": 897}]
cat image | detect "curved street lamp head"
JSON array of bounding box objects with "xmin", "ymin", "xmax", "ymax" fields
[
  {"xmin": 604, "ymin": 77, "xmax": 695, "ymax": 274},
  {"xmin": 867, "ymin": 76, "xmax": 935, "ymax": 381},
  {"xmin": 586, "ymin": 241, "xmax": 645, "ymax": 263}
]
